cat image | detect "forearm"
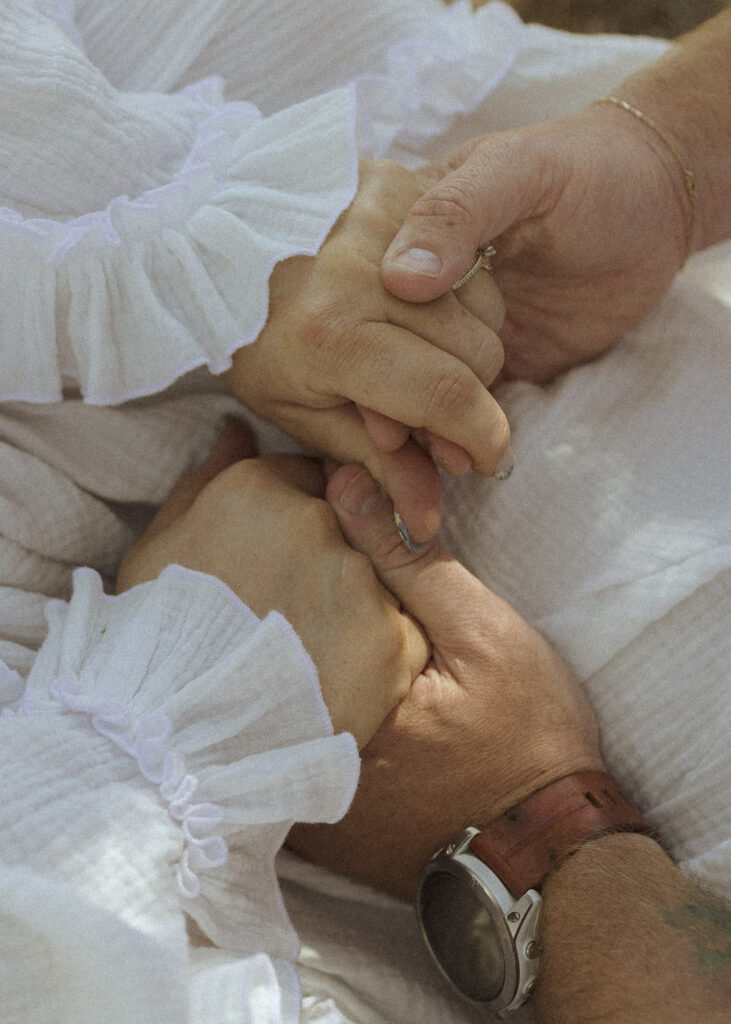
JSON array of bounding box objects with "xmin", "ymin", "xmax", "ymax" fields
[
  {"xmin": 535, "ymin": 833, "xmax": 731, "ymax": 1023},
  {"xmin": 609, "ymin": 8, "xmax": 731, "ymax": 253}
]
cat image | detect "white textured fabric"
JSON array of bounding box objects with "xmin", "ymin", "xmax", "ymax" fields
[
  {"xmin": 0, "ymin": 0, "xmax": 520, "ymax": 405},
  {"xmin": 0, "ymin": 1, "xmax": 729, "ymax": 1023},
  {"xmin": 1, "ymin": 566, "xmax": 359, "ymax": 1024},
  {"xmin": 440, "ymin": 278, "xmax": 731, "ymax": 894},
  {"xmin": 0, "ymin": 386, "xmax": 242, "ymax": 674},
  {"xmin": 0, "ymin": 3, "xmax": 527, "ymax": 1021}
]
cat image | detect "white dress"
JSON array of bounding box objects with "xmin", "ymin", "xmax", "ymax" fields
[{"xmin": 1, "ymin": 2, "xmax": 729, "ymax": 1023}]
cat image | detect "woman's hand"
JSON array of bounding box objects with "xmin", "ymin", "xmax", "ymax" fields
[
  {"xmin": 381, "ymin": 101, "xmax": 693, "ymax": 384},
  {"xmin": 116, "ymin": 421, "xmax": 429, "ymax": 748},
  {"xmin": 222, "ymin": 159, "xmax": 508, "ymax": 545},
  {"xmin": 288, "ymin": 464, "xmax": 603, "ymax": 900}
]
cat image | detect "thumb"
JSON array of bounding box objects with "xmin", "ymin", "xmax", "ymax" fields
[
  {"xmin": 381, "ymin": 130, "xmax": 548, "ymax": 303},
  {"xmin": 326, "ymin": 464, "xmax": 489, "ymax": 645}
]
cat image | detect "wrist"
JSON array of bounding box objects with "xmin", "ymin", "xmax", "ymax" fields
[
  {"xmin": 602, "ymin": 10, "xmax": 731, "ymax": 254},
  {"xmin": 540, "ymin": 828, "xmax": 673, "ymax": 903},
  {"xmin": 588, "ymin": 97, "xmax": 694, "ymax": 267},
  {"xmin": 598, "ymin": 95, "xmax": 698, "ymax": 260},
  {"xmin": 462, "ymin": 730, "xmax": 606, "ymax": 837},
  {"xmin": 536, "ymin": 832, "xmax": 731, "ymax": 1024},
  {"xmin": 416, "ymin": 772, "xmax": 653, "ymax": 1013}
]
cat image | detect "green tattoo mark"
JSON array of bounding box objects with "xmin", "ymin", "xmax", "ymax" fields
[
  {"xmin": 685, "ymin": 902, "xmax": 731, "ymax": 935},
  {"xmin": 664, "ymin": 899, "xmax": 731, "ymax": 975}
]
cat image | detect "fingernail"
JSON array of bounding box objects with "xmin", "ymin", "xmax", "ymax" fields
[
  {"xmin": 387, "ymin": 247, "xmax": 443, "ymax": 277},
  {"xmin": 394, "ymin": 509, "xmax": 431, "ymax": 554},
  {"xmin": 337, "ymin": 468, "xmax": 383, "ymax": 516},
  {"xmin": 493, "ymin": 446, "xmax": 515, "ymax": 481}
]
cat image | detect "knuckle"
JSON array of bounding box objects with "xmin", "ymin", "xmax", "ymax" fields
[
  {"xmin": 202, "ymin": 459, "xmax": 269, "ymax": 505},
  {"xmin": 390, "ymin": 611, "xmax": 411, "ymax": 662},
  {"xmin": 386, "ymin": 615, "xmax": 416, "ymax": 697},
  {"xmin": 371, "ymin": 610, "xmax": 402, "ymax": 667},
  {"xmin": 426, "ymin": 368, "xmax": 481, "ymax": 422},
  {"xmin": 302, "ymin": 303, "xmax": 361, "ymax": 379},
  {"xmin": 360, "ymin": 157, "xmax": 401, "ymax": 182},
  {"xmin": 409, "ymin": 179, "xmax": 479, "ymax": 230},
  {"xmin": 296, "ymin": 497, "xmax": 343, "ymax": 547},
  {"xmin": 473, "ymin": 330, "xmax": 505, "ymax": 385},
  {"xmin": 360, "ymin": 158, "xmax": 423, "ymax": 204},
  {"xmin": 302, "ymin": 300, "xmax": 341, "ymax": 357}
]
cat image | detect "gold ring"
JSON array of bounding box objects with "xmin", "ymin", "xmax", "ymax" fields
[{"xmin": 452, "ymin": 243, "xmax": 496, "ymax": 291}]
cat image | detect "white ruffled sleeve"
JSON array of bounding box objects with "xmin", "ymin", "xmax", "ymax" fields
[
  {"xmin": 0, "ymin": 565, "xmax": 359, "ymax": 1022},
  {"xmin": 0, "ymin": 0, "xmax": 521, "ymax": 407},
  {"xmin": 0, "ymin": 2, "xmax": 360, "ymax": 405}
]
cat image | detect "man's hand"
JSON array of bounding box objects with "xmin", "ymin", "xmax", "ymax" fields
[
  {"xmin": 288, "ymin": 464, "xmax": 603, "ymax": 900},
  {"xmin": 116, "ymin": 422, "xmax": 429, "ymax": 749},
  {"xmin": 222, "ymin": 159, "xmax": 509, "ymax": 544},
  {"xmin": 381, "ymin": 102, "xmax": 693, "ymax": 384}
]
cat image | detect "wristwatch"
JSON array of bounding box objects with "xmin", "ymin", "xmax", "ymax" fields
[{"xmin": 416, "ymin": 771, "xmax": 654, "ymax": 1014}]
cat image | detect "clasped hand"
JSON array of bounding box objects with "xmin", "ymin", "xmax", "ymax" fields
[
  {"xmin": 221, "ymin": 159, "xmax": 510, "ymax": 544},
  {"xmin": 117, "ymin": 421, "xmax": 428, "ymax": 750},
  {"xmin": 289, "ymin": 463, "xmax": 604, "ymax": 900},
  {"xmin": 118, "ymin": 424, "xmax": 603, "ymax": 902}
]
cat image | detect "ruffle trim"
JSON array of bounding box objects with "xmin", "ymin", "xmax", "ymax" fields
[
  {"xmin": 355, "ymin": 0, "xmax": 520, "ymax": 157},
  {"xmin": 7, "ymin": 566, "xmax": 360, "ymax": 955},
  {"xmin": 0, "ymin": 79, "xmax": 260, "ymax": 267},
  {"xmin": 5, "ymin": 3, "xmax": 519, "ymax": 263},
  {"xmin": 7, "ymin": 671, "xmax": 227, "ymax": 898},
  {"xmin": 1, "ymin": 2, "xmax": 520, "ymax": 406},
  {"xmin": 0, "ymin": 82, "xmax": 361, "ymax": 405}
]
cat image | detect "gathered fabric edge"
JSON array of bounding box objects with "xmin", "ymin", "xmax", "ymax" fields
[
  {"xmin": 1, "ymin": 2, "xmax": 522, "ymax": 406},
  {"xmin": 2, "ymin": 3, "xmax": 521, "ymax": 265},
  {"xmin": 0, "ymin": 80, "xmax": 262, "ymax": 269},
  {"xmin": 2, "ymin": 565, "xmax": 361, "ymax": 955},
  {"xmin": 354, "ymin": 0, "xmax": 521, "ymax": 158},
  {"xmin": 5, "ymin": 669, "xmax": 229, "ymax": 900},
  {"xmin": 0, "ymin": 79, "xmax": 361, "ymax": 405}
]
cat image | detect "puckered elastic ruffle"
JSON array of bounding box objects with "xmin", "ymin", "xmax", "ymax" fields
[
  {"xmin": 0, "ymin": 80, "xmax": 360, "ymax": 405},
  {"xmin": 355, "ymin": 0, "xmax": 519, "ymax": 157},
  {"xmin": 0, "ymin": 1, "xmax": 519, "ymax": 406},
  {"xmin": 7, "ymin": 566, "xmax": 360, "ymax": 959}
]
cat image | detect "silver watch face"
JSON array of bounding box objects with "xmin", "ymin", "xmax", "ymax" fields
[
  {"xmin": 418, "ymin": 869, "xmax": 506, "ymax": 1001},
  {"xmin": 417, "ymin": 832, "xmax": 541, "ymax": 1012}
]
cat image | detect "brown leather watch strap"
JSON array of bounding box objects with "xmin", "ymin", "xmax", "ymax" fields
[{"xmin": 469, "ymin": 771, "xmax": 655, "ymax": 896}]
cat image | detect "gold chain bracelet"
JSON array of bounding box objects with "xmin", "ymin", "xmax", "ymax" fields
[{"xmin": 597, "ymin": 95, "xmax": 698, "ymax": 256}]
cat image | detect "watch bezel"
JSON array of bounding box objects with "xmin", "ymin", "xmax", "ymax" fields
[{"xmin": 416, "ymin": 828, "xmax": 542, "ymax": 1013}]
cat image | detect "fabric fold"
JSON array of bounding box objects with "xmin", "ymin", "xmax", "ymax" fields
[
  {"xmin": 0, "ymin": 83, "xmax": 361, "ymax": 404},
  {"xmin": 5, "ymin": 565, "xmax": 360, "ymax": 959},
  {"xmin": 0, "ymin": 1, "xmax": 520, "ymax": 406},
  {"xmin": 354, "ymin": 0, "xmax": 520, "ymax": 157}
]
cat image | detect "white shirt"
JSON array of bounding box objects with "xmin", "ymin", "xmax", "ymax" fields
[{"xmin": 1, "ymin": 3, "xmax": 728, "ymax": 1022}]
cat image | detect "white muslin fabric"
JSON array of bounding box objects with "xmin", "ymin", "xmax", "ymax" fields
[
  {"xmin": 0, "ymin": 1, "xmax": 729, "ymax": 1023},
  {"xmin": 0, "ymin": 0, "xmax": 520, "ymax": 405},
  {"xmin": 1, "ymin": 566, "xmax": 359, "ymax": 1024}
]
